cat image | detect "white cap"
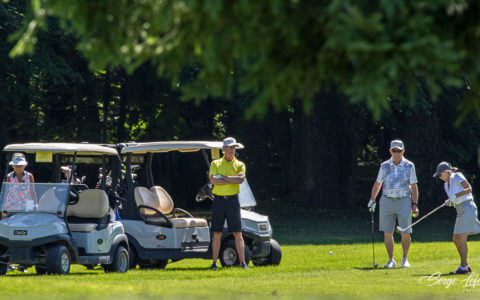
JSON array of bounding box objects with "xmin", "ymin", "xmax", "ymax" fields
[{"xmin": 390, "ymin": 140, "xmax": 404, "ymax": 150}]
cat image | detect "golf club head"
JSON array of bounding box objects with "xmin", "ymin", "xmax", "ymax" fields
[{"xmin": 395, "ymin": 225, "xmax": 405, "ymax": 233}]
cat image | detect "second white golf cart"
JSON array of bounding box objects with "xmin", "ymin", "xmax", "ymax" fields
[
  {"xmin": 0, "ymin": 143, "xmax": 129, "ymax": 275},
  {"xmin": 117, "ymin": 141, "xmax": 281, "ymax": 269}
]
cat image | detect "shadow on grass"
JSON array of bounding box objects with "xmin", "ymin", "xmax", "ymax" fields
[
  {"xmin": 270, "ymin": 208, "xmax": 469, "ymax": 246},
  {"xmin": 154, "ymin": 267, "xmax": 209, "ymax": 272},
  {"xmin": 6, "ymin": 272, "xmax": 100, "ymax": 277},
  {"xmin": 353, "ymin": 267, "xmax": 384, "ymax": 271},
  {"xmin": 411, "ymin": 273, "xmax": 467, "ymax": 277}
]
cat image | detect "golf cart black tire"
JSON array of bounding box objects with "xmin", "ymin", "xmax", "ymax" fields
[
  {"xmin": 45, "ymin": 245, "xmax": 71, "ymax": 275},
  {"xmin": 35, "ymin": 265, "xmax": 47, "ymax": 275},
  {"xmin": 138, "ymin": 259, "xmax": 168, "ymax": 270},
  {"xmin": 128, "ymin": 246, "xmax": 137, "ymax": 270},
  {"xmin": 253, "ymin": 239, "xmax": 282, "ymax": 266},
  {"xmin": 219, "ymin": 239, "xmax": 252, "ymax": 267},
  {"xmin": 104, "ymin": 245, "xmax": 129, "ymax": 273},
  {"xmin": 0, "ymin": 264, "xmax": 7, "ymax": 275}
]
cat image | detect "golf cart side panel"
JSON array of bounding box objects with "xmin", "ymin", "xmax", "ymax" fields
[
  {"xmin": 121, "ymin": 220, "xmax": 210, "ymax": 249},
  {"xmin": 76, "ymin": 232, "xmax": 129, "ymax": 265},
  {"xmin": 71, "ymin": 222, "xmax": 125, "ymax": 255},
  {"xmin": 127, "ymin": 234, "xmax": 211, "ymax": 260}
]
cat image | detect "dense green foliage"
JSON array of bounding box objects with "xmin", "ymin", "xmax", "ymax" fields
[
  {"xmin": 1, "ymin": 0, "xmax": 480, "ymax": 211},
  {"xmin": 10, "ymin": 0, "xmax": 480, "ymax": 120}
]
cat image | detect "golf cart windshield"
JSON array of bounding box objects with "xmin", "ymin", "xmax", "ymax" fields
[
  {"xmin": 0, "ymin": 182, "xmax": 69, "ymax": 215},
  {"xmin": 239, "ymin": 181, "xmax": 257, "ymax": 208}
]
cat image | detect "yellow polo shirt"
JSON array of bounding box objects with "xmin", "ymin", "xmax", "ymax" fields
[{"xmin": 209, "ymin": 156, "xmax": 246, "ymax": 196}]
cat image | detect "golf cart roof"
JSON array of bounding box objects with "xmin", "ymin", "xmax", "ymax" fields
[
  {"xmin": 3, "ymin": 143, "xmax": 118, "ymax": 155},
  {"xmin": 121, "ymin": 141, "xmax": 244, "ymax": 154}
]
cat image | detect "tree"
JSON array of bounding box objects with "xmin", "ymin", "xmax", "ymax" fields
[{"xmin": 9, "ymin": 0, "xmax": 480, "ymax": 120}]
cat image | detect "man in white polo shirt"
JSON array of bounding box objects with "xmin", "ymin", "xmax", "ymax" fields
[{"xmin": 367, "ymin": 140, "xmax": 419, "ymax": 268}]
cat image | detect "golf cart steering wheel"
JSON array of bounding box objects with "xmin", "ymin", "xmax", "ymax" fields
[
  {"xmin": 68, "ymin": 189, "xmax": 79, "ymax": 205},
  {"xmin": 195, "ymin": 183, "xmax": 214, "ymax": 203}
]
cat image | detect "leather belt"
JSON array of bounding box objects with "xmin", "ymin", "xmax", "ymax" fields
[{"xmin": 213, "ymin": 194, "xmax": 238, "ymax": 200}]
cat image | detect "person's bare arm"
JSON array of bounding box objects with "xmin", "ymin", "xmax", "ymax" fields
[
  {"xmin": 369, "ymin": 181, "xmax": 382, "ymax": 202},
  {"xmin": 221, "ymin": 173, "xmax": 245, "ymax": 184},
  {"xmin": 456, "ymin": 180, "xmax": 472, "ymax": 198},
  {"xmin": 210, "ymin": 173, "xmax": 245, "ymax": 185},
  {"xmin": 410, "ymin": 183, "xmax": 418, "ymax": 203},
  {"xmin": 410, "ymin": 183, "xmax": 419, "ymax": 216},
  {"xmin": 210, "ymin": 175, "xmax": 229, "ymax": 185}
]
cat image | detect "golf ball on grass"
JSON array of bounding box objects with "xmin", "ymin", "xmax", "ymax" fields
[{"xmin": 329, "ymin": 251, "xmax": 333, "ymax": 255}]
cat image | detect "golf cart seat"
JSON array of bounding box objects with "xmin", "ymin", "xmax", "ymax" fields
[
  {"xmin": 66, "ymin": 189, "xmax": 110, "ymax": 232},
  {"xmin": 134, "ymin": 186, "xmax": 207, "ymax": 228},
  {"xmin": 38, "ymin": 188, "xmax": 63, "ymax": 211}
]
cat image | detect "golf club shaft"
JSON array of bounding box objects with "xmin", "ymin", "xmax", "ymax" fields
[
  {"xmin": 399, "ymin": 202, "xmax": 446, "ymax": 231},
  {"xmin": 370, "ymin": 211, "xmax": 376, "ymax": 267}
]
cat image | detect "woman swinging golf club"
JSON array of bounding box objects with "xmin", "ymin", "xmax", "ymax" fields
[{"xmin": 433, "ymin": 162, "xmax": 480, "ymax": 275}]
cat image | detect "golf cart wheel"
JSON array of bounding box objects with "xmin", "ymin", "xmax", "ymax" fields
[
  {"xmin": 45, "ymin": 245, "xmax": 71, "ymax": 275},
  {"xmin": 219, "ymin": 239, "xmax": 252, "ymax": 267},
  {"xmin": 128, "ymin": 246, "xmax": 137, "ymax": 270},
  {"xmin": 104, "ymin": 245, "xmax": 129, "ymax": 273},
  {"xmin": 35, "ymin": 265, "xmax": 47, "ymax": 275},
  {"xmin": 252, "ymin": 239, "xmax": 282, "ymax": 266},
  {"xmin": 139, "ymin": 259, "xmax": 168, "ymax": 270},
  {"xmin": 0, "ymin": 263, "xmax": 7, "ymax": 276}
]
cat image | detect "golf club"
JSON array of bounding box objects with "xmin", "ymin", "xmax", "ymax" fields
[
  {"xmin": 370, "ymin": 211, "xmax": 378, "ymax": 268},
  {"xmin": 396, "ymin": 202, "xmax": 446, "ymax": 232}
]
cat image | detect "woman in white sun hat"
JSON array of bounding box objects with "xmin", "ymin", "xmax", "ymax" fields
[
  {"xmin": 434, "ymin": 161, "xmax": 480, "ymax": 275},
  {"xmin": 3, "ymin": 153, "xmax": 37, "ymax": 211}
]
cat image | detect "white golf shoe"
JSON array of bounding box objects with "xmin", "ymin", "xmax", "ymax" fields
[
  {"xmin": 384, "ymin": 259, "xmax": 396, "ymax": 268},
  {"xmin": 401, "ymin": 257, "xmax": 411, "ymax": 268}
]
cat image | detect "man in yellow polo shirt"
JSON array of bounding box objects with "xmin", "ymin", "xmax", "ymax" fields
[{"xmin": 208, "ymin": 137, "xmax": 248, "ymax": 270}]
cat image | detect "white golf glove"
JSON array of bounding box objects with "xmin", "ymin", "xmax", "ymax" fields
[{"xmin": 367, "ymin": 200, "xmax": 376, "ymax": 213}]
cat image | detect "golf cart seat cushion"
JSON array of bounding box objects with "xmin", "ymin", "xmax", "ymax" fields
[
  {"xmin": 67, "ymin": 189, "xmax": 109, "ymax": 218},
  {"xmin": 150, "ymin": 186, "xmax": 174, "ymax": 214},
  {"xmin": 134, "ymin": 187, "xmax": 159, "ymax": 216},
  {"xmin": 134, "ymin": 186, "xmax": 207, "ymax": 228},
  {"xmin": 170, "ymin": 218, "xmax": 208, "ymax": 228}
]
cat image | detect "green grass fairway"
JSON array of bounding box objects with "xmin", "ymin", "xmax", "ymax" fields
[{"xmin": 2, "ymin": 209, "xmax": 480, "ymax": 299}]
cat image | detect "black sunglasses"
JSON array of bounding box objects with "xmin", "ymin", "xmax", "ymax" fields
[{"xmin": 391, "ymin": 149, "xmax": 402, "ymax": 153}]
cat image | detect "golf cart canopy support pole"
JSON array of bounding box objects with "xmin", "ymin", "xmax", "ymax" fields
[
  {"xmin": 3, "ymin": 152, "xmax": 9, "ymax": 182},
  {"xmin": 100, "ymin": 155, "xmax": 107, "ymax": 190},
  {"xmin": 201, "ymin": 149, "xmax": 210, "ymax": 168},
  {"xmin": 69, "ymin": 152, "xmax": 77, "ymax": 184},
  {"xmin": 146, "ymin": 152, "xmax": 154, "ymax": 188}
]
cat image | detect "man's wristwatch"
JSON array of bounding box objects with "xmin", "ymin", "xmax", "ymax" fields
[{"xmin": 412, "ymin": 202, "xmax": 418, "ymax": 207}]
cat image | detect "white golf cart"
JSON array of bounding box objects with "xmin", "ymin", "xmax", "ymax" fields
[
  {"xmin": 117, "ymin": 141, "xmax": 281, "ymax": 269},
  {"xmin": 0, "ymin": 143, "xmax": 129, "ymax": 275}
]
